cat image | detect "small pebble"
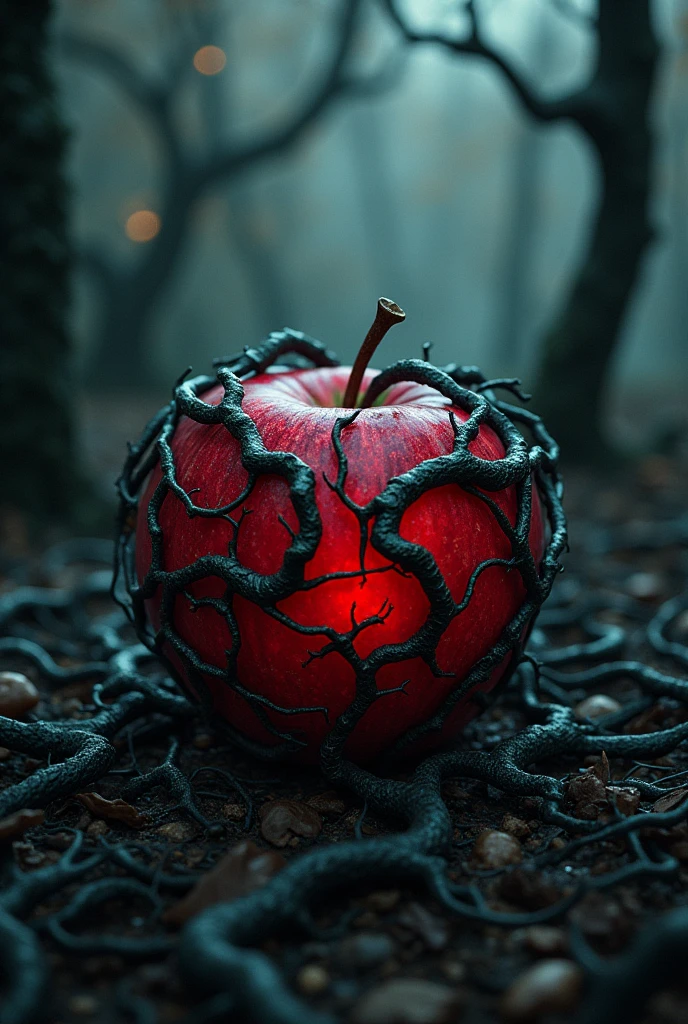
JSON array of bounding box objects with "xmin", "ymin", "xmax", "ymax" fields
[
  {"xmin": 501, "ymin": 814, "xmax": 531, "ymax": 838},
  {"xmin": 338, "ymin": 932, "xmax": 395, "ymax": 970},
  {"xmin": 86, "ymin": 820, "xmax": 108, "ymax": 838},
  {"xmin": 627, "ymin": 571, "xmax": 664, "ymax": 601},
  {"xmin": 441, "ymin": 958, "xmax": 466, "ymax": 982},
  {"xmin": 296, "ymin": 964, "xmax": 330, "ymax": 995},
  {"xmin": 521, "ymin": 925, "xmax": 568, "ymax": 957},
  {"xmin": 471, "ymin": 830, "xmax": 522, "ymax": 869},
  {"xmin": 193, "ymin": 732, "xmax": 213, "ymax": 750},
  {"xmin": 575, "ymin": 694, "xmax": 622, "ymax": 720},
  {"xmin": 0, "ymin": 746, "xmax": 11, "ymax": 761},
  {"xmin": 156, "ymin": 821, "xmax": 194, "ymax": 842},
  {"xmin": 67, "ymin": 995, "xmax": 98, "ymax": 1016},
  {"xmin": 259, "ymin": 799, "xmax": 322, "ymax": 848},
  {"xmin": 499, "ymin": 959, "xmax": 582, "ymax": 1021},
  {"xmin": 0, "ymin": 672, "xmax": 39, "ymax": 718},
  {"xmin": 351, "ymin": 978, "xmax": 462, "ymax": 1024},
  {"xmin": 222, "ymin": 802, "xmax": 245, "ymax": 822},
  {"xmin": 366, "ymin": 890, "xmax": 401, "ymax": 913}
]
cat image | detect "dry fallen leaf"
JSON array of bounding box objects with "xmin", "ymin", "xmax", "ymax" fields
[
  {"xmin": 653, "ymin": 788, "xmax": 688, "ymax": 814},
  {"xmin": 76, "ymin": 792, "xmax": 147, "ymax": 828},
  {"xmin": 163, "ymin": 839, "xmax": 285, "ymax": 926},
  {"xmin": 259, "ymin": 799, "xmax": 322, "ymax": 847},
  {"xmin": 0, "ymin": 808, "xmax": 44, "ymax": 843},
  {"xmin": 307, "ymin": 791, "xmax": 347, "ymax": 816}
]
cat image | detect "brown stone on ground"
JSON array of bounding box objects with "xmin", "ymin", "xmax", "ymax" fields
[
  {"xmin": 86, "ymin": 820, "xmax": 108, "ymax": 838},
  {"xmin": 627, "ymin": 571, "xmax": 665, "ymax": 601},
  {"xmin": 520, "ymin": 925, "xmax": 568, "ymax": 957},
  {"xmin": 575, "ymin": 694, "xmax": 622, "ymax": 720},
  {"xmin": 296, "ymin": 964, "xmax": 330, "ymax": 995},
  {"xmin": 0, "ymin": 672, "xmax": 39, "ymax": 718},
  {"xmin": 501, "ymin": 814, "xmax": 531, "ymax": 838},
  {"xmin": 76, "ymin": 792, "xmax": 147, "ymax": 828},
  {"xmin": 351, "ymin": 978, "xmax": 463, "ymax": 1024},
  {"xmin": 499, "ymin": 959, "xmax": 582, "ymax": 1020},
  {"xmin": 0, "ymin": 809, "xmax": 44, "ymax": 843},
  {"xmin": 365, "ymin": 890, "xmax": 401, "ymax": 913},
  {"xmin": 192, "ymin": 732, "xmax": 214, "ymax": 750},
  {"xmin": 259, "ymin": 799, "xmax": 322, "ymax": 847},
  {"xmin": 0, "ymin": 746, "xmax": 11, "ymax": 761},
  {"xmin": 156, "ymin": 821, "xmax": 195, "ymax": 842},
  {"xmin": 471, "ymin": 830, "xmax": 522, "ymax": 869},
  {"xmin": 163, "ymin": 839, "xmax": 285, "ymax": 926}
]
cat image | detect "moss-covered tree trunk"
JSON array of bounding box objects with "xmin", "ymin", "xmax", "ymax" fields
[{"xmin": 0, "ymin": 0, "xmax": 85, "ymax": 525}]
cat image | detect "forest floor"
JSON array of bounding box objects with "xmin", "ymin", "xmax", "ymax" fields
[{"xmin": 2, "ymin": 447, "xmax": 688, "ymax": 1024}]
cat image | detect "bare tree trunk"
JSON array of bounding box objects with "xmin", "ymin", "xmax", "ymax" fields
[
  {"xmin": 0, "ymin": 0, "xmax": 87, "ymax": 526},
  {"xmin": 493, "ymin": 10, "xmax": 556, "ymax": 373},
  {"xmin": 532, "ymin": 2, "xmax": 659, "ymax": 461},
  {"xmin": 385, "ymin": 0, "xmax": 661, "ymax": 463}
]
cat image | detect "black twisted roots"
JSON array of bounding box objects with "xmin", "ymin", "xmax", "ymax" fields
[
  {"xmin": 3, "ymin": 334, "xmax": 688, "ymax": 1023},
  {"xmin": 114, "ymin": 329, "xmax": 567, "ymax": 764}
]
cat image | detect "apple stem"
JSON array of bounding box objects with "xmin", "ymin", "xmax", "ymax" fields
[{"xmin": 342, "ymin": 297, "xmax": 406, "ymax": 409}]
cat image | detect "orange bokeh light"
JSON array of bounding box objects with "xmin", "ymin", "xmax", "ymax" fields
[
  {"xmin": 193, "ymin": 45, "xmax": 227, "ymax": 76},
  {"xmin": 125, "ymin": 210, "xmax": 161, "ymax": 243}
]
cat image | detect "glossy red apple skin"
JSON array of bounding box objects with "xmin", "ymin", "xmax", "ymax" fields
[{"xmin": 136, "ymin": 366, "xmax": 544, "ymax": 763}]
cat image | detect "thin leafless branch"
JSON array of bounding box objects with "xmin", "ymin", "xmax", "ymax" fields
[
  {"xmin": 381, "ymin": 0, "xmax": 590, "ymax": 125},
  {"xmin": 58, "ymin": 33, "xmax": 184, "ymax": 165},
  {"xmin": 192, "ymin": 0, "xmax": 363, "ymax": 189}
]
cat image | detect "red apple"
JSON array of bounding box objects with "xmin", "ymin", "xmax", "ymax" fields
[{"xmin": 135, "ymin": 310, "xmax": 544, "ymax": 763}]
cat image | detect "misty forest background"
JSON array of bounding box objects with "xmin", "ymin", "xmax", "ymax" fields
[{"xmin": 2, "ymin": 0, "xmax": 688, "ymax": 531}]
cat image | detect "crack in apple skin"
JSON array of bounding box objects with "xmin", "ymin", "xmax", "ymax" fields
[{"xmin": 115, "ymin": 330, "xmax": 566, "ymax": 765}]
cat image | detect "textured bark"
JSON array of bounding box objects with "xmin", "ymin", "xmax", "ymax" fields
[{"xmin": 0, "ymin": 0, "xmax": 84, "ymax": 524}]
